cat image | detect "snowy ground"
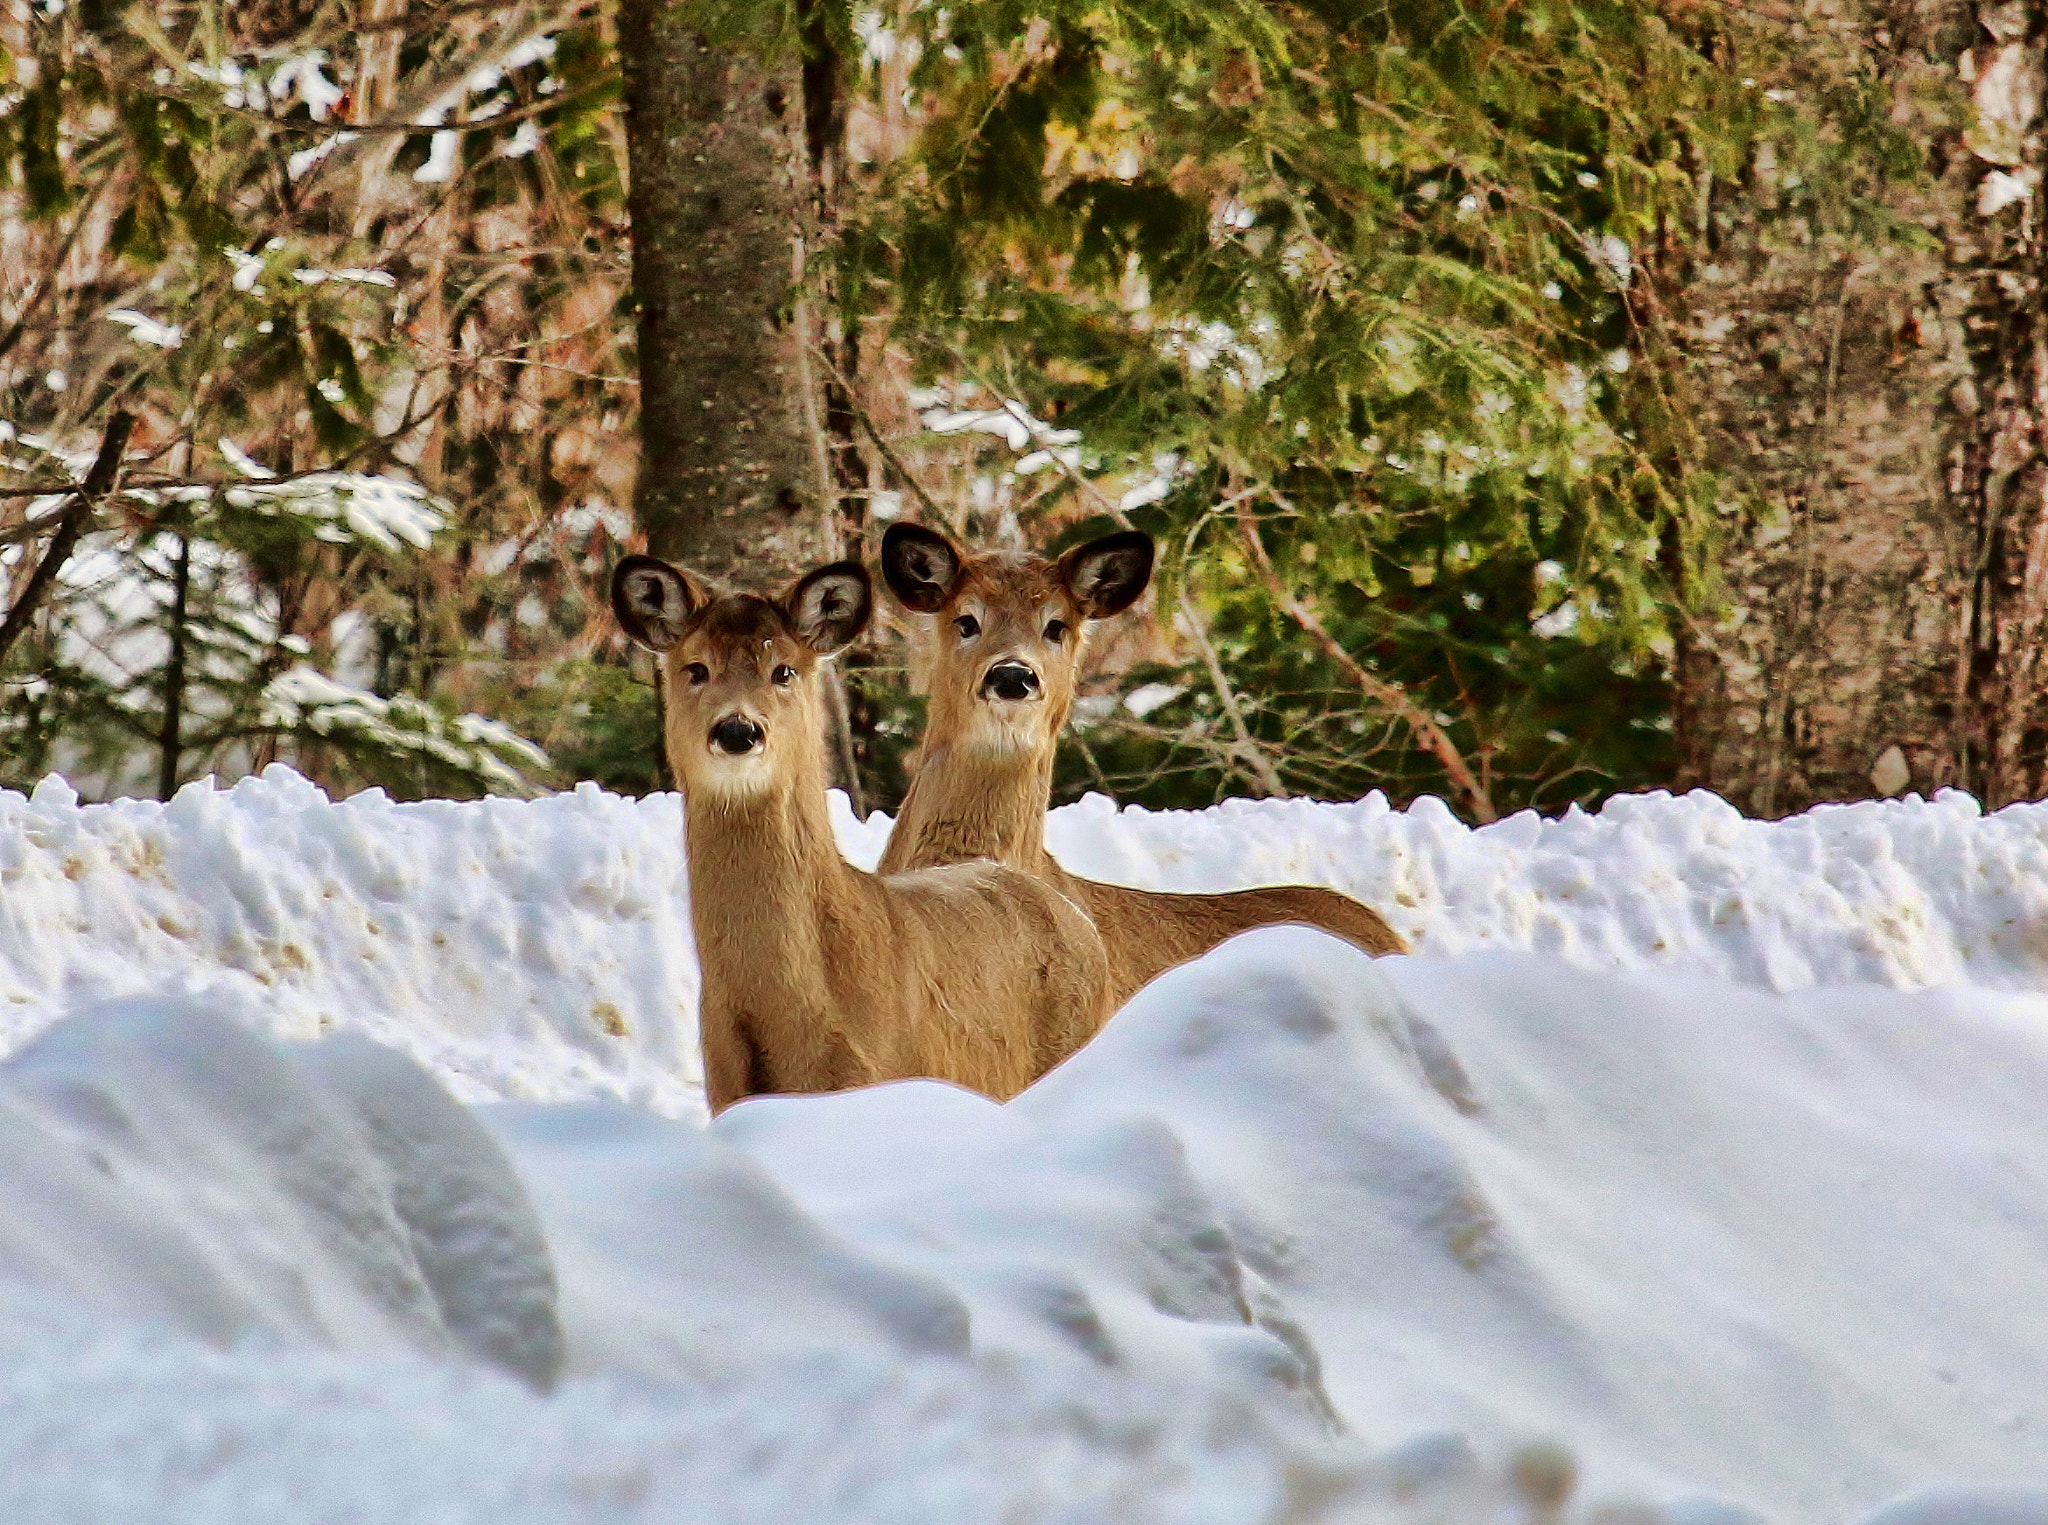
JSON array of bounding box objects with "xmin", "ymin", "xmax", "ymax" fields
[{"xmin": 4, "ymin": 770, "xmax": 2048, "ymax": 1522}]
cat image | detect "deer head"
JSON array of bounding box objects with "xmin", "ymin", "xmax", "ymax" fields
[
  {"xmin": 879, "ymin": 523, "xmax": 1154, "ymax": 757},
  {"xmin": 611, "ymin": 554, "xmax": 871, "ymax": 801}
]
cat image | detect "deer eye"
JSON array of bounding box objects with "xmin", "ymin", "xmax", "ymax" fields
[
  {"xmin": 953, "ymin": 614, "xmax": 981, "ymax": 640},
  {"xmin": 772, "ymin": 663, "xmax": 797, "ymax": 686},
  {"xmin": 683, "ymin": 662, "xmax": 710, "ymax": 686},
  {"xmin": 1043, "ymin": 619, "xmax": 1069, "ymax": 643}
]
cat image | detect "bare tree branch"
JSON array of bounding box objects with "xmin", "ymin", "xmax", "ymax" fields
[
  {"xmin": 1172, "ymin": 602, "xmax": 1290, "ymax": 799},
  {"xmin": 1234, "ymin": 497, "xmax": 1497, "ymax": 823},
  {"xmin": 809, "ymin": 342, "xmax": 949, "ymax": 526},
  {"xmin": 0, "ymin": 412, "xmax": 139, "ymax": 672}
]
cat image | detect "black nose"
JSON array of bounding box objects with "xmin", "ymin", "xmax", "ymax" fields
[
  {"xmin": 982, "ymin": 661, "xmax": 1041, "ymax": 702},
  {"xmin": 710, "ymin": 715, "xmax": 764, "ymax": 755}
]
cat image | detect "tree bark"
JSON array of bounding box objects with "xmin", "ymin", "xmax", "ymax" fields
[
  {"xmin": 617, "ymin": 0, "xmax": 835, "ymax": 578},
  {"xmin": 1673, "ymin": 0, "xmax": 2045, "ymax": 814},
  {"xmin": 1953, "ymin": 0, "xmax": 2048, "ymax": 804}
]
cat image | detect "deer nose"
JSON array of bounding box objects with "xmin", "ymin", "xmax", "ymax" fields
[
  {"xmin": 710, "ymin": 715, "xmax": 764, "ymax": 755},
  {"xmin": 982, "ymin": 660, "xmax": 1041, "ymax": 702}
]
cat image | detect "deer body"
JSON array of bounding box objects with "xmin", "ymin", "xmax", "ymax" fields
[
  {"xmin": 613, "ymin": 556, "xmax": 1109, "ymax": 1115},
  {"xmin": 877, "ymin": 526, "xmax": 1406, "ymax": 1011}
]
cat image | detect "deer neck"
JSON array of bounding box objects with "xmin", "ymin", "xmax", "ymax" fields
[
  {"xmin": 678, "ymin": 736, "xmax": 863, "ymax": 1014},
  {"xmin": 886, "ymin": 732, "xmax": 1057, "ymax": 875}
]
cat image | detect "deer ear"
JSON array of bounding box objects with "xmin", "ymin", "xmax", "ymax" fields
[
  {"xmin": 611, "ymin": 555, "xmax": 704, "ymax": 652},
  {"xmin": 1058, "ymin": 530, "xmax": 1154, "ymax": 619},
  {"xmin": 784, "ymin": 561, "xmax": 872, "ymax": 655},
  {"xmin": 879, "ymin": 523, "xmax": 965, "ymax": 613}
]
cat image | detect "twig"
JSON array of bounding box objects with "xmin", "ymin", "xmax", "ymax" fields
[
  {"xmin": 1234, "ymin": 496, "xmax": 1497, "ymax": 823},
  {"xmin": 795, "ymin": 322, "xmax": 868, "ymax": 815},
  {"xmin": 262, "ymin": 77, "xmax": 618, "ymax": 137},
  {"xmin": 0, "ymin": 175, "xmax": 114, "ymax": 365},
  {"xmin": 353, "ymin": 0, "xmax": 585, "ymax": 35},
  {"xmin": 808, "ymin": 342, "xmax": 949, "ymax": 525},
  {"xmin": 157, "ymin": 533, "xmax": 192, "ymax": 800},
  {"xmin": 433, "ymin": 352, "xmax": 640, "ymax": 385},
  {"xmin": 0, "ymin": 502, "xmax": 76, "ymax": 546},
  {"xmin": 0, "ymin": 412, "xmax": 138, "ymax": 671},
  {"xmin": 1173, "ymin": 603, "xmax": 1289, "ymax": 800}
]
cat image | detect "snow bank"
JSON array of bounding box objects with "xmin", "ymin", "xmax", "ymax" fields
[
  {"xmin": 0, "ymin": 992, "xmax": 561, "ymax": 1387},
  {"xmin": 5, "ymin": 935, "xmax": 2048, "ymax": 1521},
  {"xmin": 7, "ymin": 771, "xmax": 2048, "ymax": 1520},
  {"xmin": 6, "ymin": 768, "xmax": 2048, "ymax": 1121},
  {"xmin": 1035, "ymin": 785, "xmax": 2048, "ymax": 994},
  {"xmin": 0, "ymin": 768, "xmax": 707, "ymax": 1114}
]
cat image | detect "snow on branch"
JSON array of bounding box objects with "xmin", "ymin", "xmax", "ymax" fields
[
  {"xmin": 208, "ymin": 455, "xmax": 447, "ymax": 553},
  {"xmin": 259, "ymin": 667, "xmax": 549, "ymax": 795}
]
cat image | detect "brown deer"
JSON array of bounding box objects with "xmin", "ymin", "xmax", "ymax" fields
[
  {"xmin": 876, "ymin": 522, "xmax": 1406, "ymax": 1009},
  {"xmin": 611, "ymin": 553, "xmax": 1111, "ymax": 1115}
]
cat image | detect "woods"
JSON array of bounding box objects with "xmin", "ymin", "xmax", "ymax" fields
[{"xmin": 0, "ymin": 0, "xmax": 2040, "ymax": 820}]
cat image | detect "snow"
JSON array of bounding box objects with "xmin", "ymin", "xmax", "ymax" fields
[
  {"xmin": 219, "ymin": 472, "xmax": 445, "ymax": 551},
  {"xmin": 106, "ymin": 309, "xmax": 184, "ymax": 349},
  {"xmin": 292, "ymin": 267, "xmax": 399, "ymax": 288},
  {"xmin": 921, "ymin": 398, "xmax": 1080, "ymax": 452},
  {"xmin": 4, "ymin": 773, "xmax": 2048, "ymax": 1520},
  {"xmin": 257, "ymin": 667, "xmax": 550, "ymax": 793}
]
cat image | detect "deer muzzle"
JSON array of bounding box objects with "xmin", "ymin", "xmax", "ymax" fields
[
  {"xmin": 981, "ymin": 660, "xmax": 1042, "ymax": 703},
  {"xmin": 709, "ymin": 714, "xmax": 765, "ymax": 755}
]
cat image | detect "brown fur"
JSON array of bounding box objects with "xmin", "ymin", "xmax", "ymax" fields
[
  {"xmin": 876, "ymin": 526, "xmax": 1407, "ymax": 1010},
  {"xmin": 611, "ymin": 555, "xmax": 1111, "ymax": 1115}
]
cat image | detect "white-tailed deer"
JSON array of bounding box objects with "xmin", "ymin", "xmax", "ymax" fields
[
  {"xmin": 611, "ymin": 553, "xmax": 1111, "ymax": 1115},
  {"xmin": 876, "ymin": 523, "xmax": 1406, "ymax": 1008}
]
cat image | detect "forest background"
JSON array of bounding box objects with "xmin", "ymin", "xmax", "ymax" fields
[{"xmin": 0, "ymin": 0, "xmax": 2040, "ymax": 824}]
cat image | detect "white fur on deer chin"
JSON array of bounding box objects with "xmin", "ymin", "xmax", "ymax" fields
[
  {"xmin": 688, "ymin": 744, "xmax": 779, "ymax": 799},
  {"xmin": 965, "ymin": 703, "xmax": 1051, "ymax": 755}
]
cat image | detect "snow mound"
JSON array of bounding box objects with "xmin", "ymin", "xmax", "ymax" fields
[
  {"xmin": 4, "ymin": 931, "xmax": 2048, "ymax": 1520},
  {"xmin": 0, "ymin": 768, "xmax": 707, "ymax": 1114},
  {"xmin": 7, "ymin": 769, "xmax": 2048, "ymax": 1122},
  {"xmin": 7, "ymin": 772, "xmax": 2048, "ymax": 1519},
  {"xmin": 1035, "ymin": 786, "xmax": 2048, "ymax": 993},
  {"xmin": 0, "ymin": 993, "xmax": 561, "ymax": 1387}
]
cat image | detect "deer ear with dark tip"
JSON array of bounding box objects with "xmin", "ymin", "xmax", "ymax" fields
[
  {"xmin": 784, "ymin": 561, "xmax": 873, "ymax": 655},
  {"xmin": 1058, "ymin": 530, "xmax": 1155, "ymax": 619},
  {"xmin": 611, "ymin": 555, "xmax": 706, "ymax": 652},
  {"xmin": 879, "ymin": 522, "xmax": 966, "ymax": 613}
]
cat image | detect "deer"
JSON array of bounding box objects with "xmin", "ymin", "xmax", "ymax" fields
[
  {"xmin": 610, "ymin": 552, "xmax": 1112, "ymax": 1115},
  {"xmin": 875, "ymin": 521, "xmax": 1407, "ymax": 1010}
]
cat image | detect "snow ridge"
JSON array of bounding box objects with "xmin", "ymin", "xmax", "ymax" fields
[
  {"xmin": 5, "ymin": 775, "xmax": 2048, "ymax": 1520},
  {"xmin": 5, "ymin": 771, "xmax": 2048, "ymax": 1119}
]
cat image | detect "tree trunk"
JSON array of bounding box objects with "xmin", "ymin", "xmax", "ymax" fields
[
  {"xmin": 617, "ymin": 2, "xmax": 870, "ymax": 808},
  {"xmin": 157, "ymin": 533, "xmax": 191, "ymax": 801},
  {"xmin": 1953, "ymin": 1, "xmax": 2048, "ymax": 804},
  {"xmin": 1674, "ymin": 0, "xmax": 2044, "ymax": 814},
  {"xmin": 617, "ymin": 0, "xmax": 835, "ymax": 578}
]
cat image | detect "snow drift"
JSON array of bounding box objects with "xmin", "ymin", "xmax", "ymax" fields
[
  {"xmin": 4, "ymin": 770, "xmax": 2048, "ymax": 1522},
  {"xmin": 9, "ymin": 766, "xmax": 2048, "ymax": 1116}
]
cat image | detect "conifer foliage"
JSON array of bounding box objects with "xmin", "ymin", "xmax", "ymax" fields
[{"xmin": 835, "ymin": 0, "xmax": 1749, "ymax": 815}]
